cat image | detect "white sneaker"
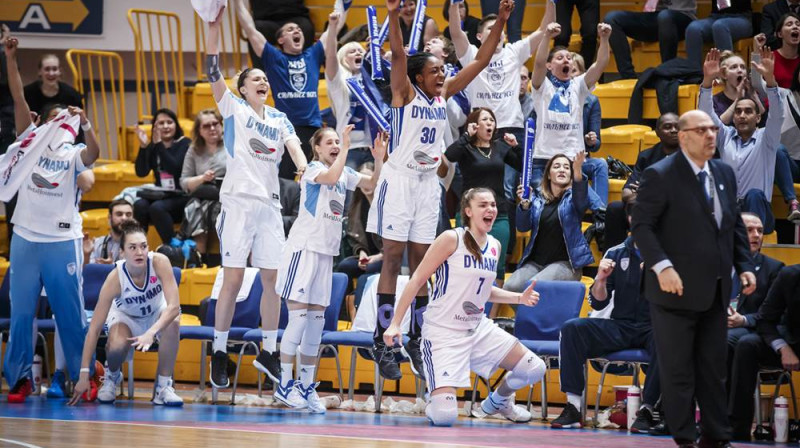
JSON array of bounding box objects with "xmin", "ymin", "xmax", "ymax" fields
[
  {"xmin": 97, "ymin": 370, "xmax": 122, "ymax": 404},
  {"xmin": 480, "ymin": 394, "xmax": 532, "ymax": 423},
  {"xmin": 153, "ymin": 379, "xmax": 184, "ymax": 407},
  {"xmin": 274, "ymin": 380, "xmax": 307, "ymax": 409},
  {"xmin": 302, "ymin": 382, "xmax": 326, "ymax": 414}
]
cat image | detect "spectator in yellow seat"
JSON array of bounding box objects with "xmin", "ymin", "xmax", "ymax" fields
[
  {"xmin": 753, "ymin": 12, "xmax": 800, "ymax": 88},
  {"xmin": 83, "ymin": 199, "xmax": 134, "ymax": 265},
  {"xmin": 685, "ymin": 0, "xmax": 752, "ymax": 70}
]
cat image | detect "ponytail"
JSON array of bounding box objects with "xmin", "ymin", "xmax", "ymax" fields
[{"xmin": 460, "ymin": 187, "xmax": 495, "ymax": 264}]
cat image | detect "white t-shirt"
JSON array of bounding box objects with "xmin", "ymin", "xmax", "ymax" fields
[
  {"xmin": 326, "ymin": 71, "xmax": 373, "ymax": 150},
  {"xmin": 459, "ymin": 40, "xmax": 532, "ymax": 129},
  {"xmin": 286, "ymin": 161, "xmax": 360, "ymax": 256},
  {"xmin": 388, "ymin": 86, "xmax": 447, "ymax": 175},
  {"xmin": 531, "ymin": 74, "xmax": 592, "ymax": 160},
  {"xmin": 216, "ymin": 90, "xmax": 300, "ymax": 207}
]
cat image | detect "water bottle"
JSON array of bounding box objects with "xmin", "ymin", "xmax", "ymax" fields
[
  {"xmin": 627, "ymin": 385, "xmax": 641, "ymax": 431},
  {"xmin": 32, "ymin": 354, "xmax": 42, "ymax": 395},
  {"xmin": 774, "ymin": 396, "xmax": 789, "ymax": 443}
]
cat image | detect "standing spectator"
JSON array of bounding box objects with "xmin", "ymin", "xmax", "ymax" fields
[
  {"xmin": 82, "ymin": 199, "xmax": 134, "ymax": 265},
  {"xmin": 700, "ymin": 48, "xmax": 784, "ymax": 234},
  {"xmin": 519, "ymin": 65, "xmax": 534, "ymax": 120},
  {"xmin": 23, "ymin": 53, "xmax": 83, "ymax": 116},
  {"xmin": 443, "ymin": 0, "xmax": 481, "ymax": 47},
  {"xmin": 439, "ymin": 107, "xmax": 524, "ymax": 287},
  {"xmin": 505, "ymin": 153, "xmax": 593, "ymax": 292},
  {"xmin": 761, "ymin": 0, "xmax": 800, "ymax": 50},
  {"xmin": 180, "ymin": 109, "xmax": 227, "ymax": 256},
  {"xmin": 246, "ymin": 0, "xmax": 315, "ymax": 62},
  {"xmin": 235, "ymin": 0, "xmax": 347, "ymax": 178},
  {"xmin": 133, "ymin": 108, "xmax": 191, "ymax": 244},
  {"xmin": 685, "ymin": 0, "xmax": 753, "ymax": 69},
  {"xmin": 571, "ymin": 53, "xmax": 607, "ymax": 206},
  {"xmin": 480, "ymin": 0, "xmax": 528, "ymax": 43},
  {"xmin": 399, "ymin": 0, "xmax": 439, "ymax": 53},
  {"xmin": 753, "ymin": 13, "xmax": 800, "ymax": 88},
  {"xmin": 554, "ymin": 0, "xmax": 600, "ymax": 67},
  {"xmin": 604, "ymin": 0, "xmax": 696, "ymax": 79}
]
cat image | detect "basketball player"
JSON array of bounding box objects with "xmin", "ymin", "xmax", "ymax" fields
[
  {"xmin": 69, "ymin": 221, "xmax": 183, "ymax": 406},
  {"xmin": 275, "ymin": 126, "xmax": 387, "ymax": 413},
  {"xmin": 383, "ymin": 188, "xmax": 546, "ymax": 426},
  {"xmin": 367, "ymin": 0, "xmax": 514, "ymax": 381},
  {"xmin": 205, "ymin": 9, "xmax": 308, "ymax": 388}
]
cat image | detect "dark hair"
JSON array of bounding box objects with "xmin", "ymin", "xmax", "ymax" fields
[
  {"xmin": 274, "ymin": 22, "xmax": 299, "ymax": 43},
  {"xmin": 192, "ymin": 108, "xmax": 223, "ymax": 153},
  {"xmin": 442, "ymin": 0, "xmax": 470, "ymax": 21},
  {"xmin": 460, "ymin": 188, "xmax": 496, "ymax": 263},
  {"xmin": 540, "ymin": 153, "xmax": 573, "ymax": 203},
  {"xmin": 407, "ymin": 51, "xmax": 436, "ymax": 86},
  {"xmin": 309, "ymin": 127, "xmax": 338, "ymax": 161},
  {"xmin": 108, "ymin": 199, "xmax": 133, "ymax": 215},
  {"xmin": 791, "ymin": 58, "xmax": 800, "ymax": 93},
  {"xmin": 152, "ymin": 108, "xmax": 184, "ymax": 139},
  {"xmin": 465, "ymin": 107, "xmax": 497, "ymax": 145},
  {"xmin": 477, "ymin": 14, "xmax": 497, "ymax": 36},
  {"xmin": 40, "ymin": 103, "xmax": 66, "ymax": 123},
  {"xmin": 236, "ymin": 67, "xmax": 256, "ymax": 99},
  {"xmin": 547, "ymin": 46, "xmax": 570, "ymax": 63},
  {"xmin": 656, "ymin": 112, "xmax": 679, "ymax": 130},
  {"xmin": 119, "ymin": 220, "xmax": 146, "ymax": 248},
  {"xmin": 776, "ymin": 13, "xmax": 800, "ymax": 44}
]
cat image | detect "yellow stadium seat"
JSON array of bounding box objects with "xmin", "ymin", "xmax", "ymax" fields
[
  {"xmin": 761, "ymin": 244, "xmax": 800, "ymax": 266},
  {"xmin": 0, "ymin": 257, "xmax": 9, "ymax": 288},
  {"xmin": 191, "ymin": 79, "xmax": 237, "ymax": 117},
  {"xmin": 595, "ymin": 79, "xmax": 699, "ymax": 120},
  {"xmin": 178, "ymin": 266, "xmax": 221, "ymax": 307},
  {"xmin": 511, "ymin": 230, "xmax": 531, "ymax": 265},
  {"xmin": 80, "ymin": 209, "xmax": 110, "ymax": 239},
  {"xmin": 597, "ymin": 124, "xmax": 650, "ymax": 165},
  {"xmin": 764, "ymin": 232, "xmax": 778, "ymax": 245},
  {"xmin": 772, "ymin": 184, "xmax": 800, "ymax": 220},
  {"xmin": 643, "ymin": 129, "xmax": 659, "ymax": 149},
  {"xmin": 609, "ymin": 178, "xmax": 626, "ymax": 204}
]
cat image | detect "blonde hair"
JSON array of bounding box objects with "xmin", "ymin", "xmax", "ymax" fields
[
  {"xmin": 460, "ymin": 188, "xmax": 496, "ymax": 263},
  {"xmin": 337, "ymin": 42, "xmax": 366, "ymax": 77},
  {"xmin": 309, "ymin": 127, "xmax": 338, "ymax": 161},
  {"xmin": 719, "ymin": 51, "xmax": 745, "ymax": 86},
  {"xmin": 571, "ymin": 52, "xmax": 585, "ymax": 74}
]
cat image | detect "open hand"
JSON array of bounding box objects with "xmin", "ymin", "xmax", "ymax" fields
[
  {"xmin": 371, "ymin": 131, "xmax": 389, "ymax": 161},
  {"xmin": 703, "ymin": 48, "xmax": 722, "ymax": 83},
  {"xmin": 657, "ymin": 267, "xmax": 684, "ymax": 296},
  {"xmin": 129, "ymin": 331, "xmax": 156, "ymax": 352}
]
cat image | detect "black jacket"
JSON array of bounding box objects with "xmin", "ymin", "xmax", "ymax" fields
[
  {"xmin": 736, "ymin": 252, "xmax": 784, "ymax": 326},
  {"xmin": 589, "ymin": 236, "xmax": 650, "ymax": 323},
  {"xmin": 628, "ymin": 58, "xmax": 703, "ymax": 124},
  {"xmin": 624, "ymin": 143, "xmax": 679, "ymax": 189},
  {"xmin": 632, "ymin": 153, "xmax": 754, "ymax": 311},
  {"xmin": 756, "ymin": 264, "xmax": 800, "ymax": 350}
]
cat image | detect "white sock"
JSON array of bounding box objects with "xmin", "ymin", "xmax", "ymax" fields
[
  {"xmin": 490, "ymin": 389, "xmax": 513, "ymax": 403},
  {"xmin": 54, "ymin": 325, "xmax": 66, "ymax": 371},
  {"xmin": 157, "ymin": 375, "xmax": 172, "ymax": 388},
  {"xmin": 280, "ymin": 362, "xmax": 294, "ymax": 387},
  {"xmin": 299, "ymin": 363, "xmax": 316, "ymax": 388},
  {"xmin": 566, "ymin": 393, "xmax": 582, "ymax": 410},
  {"xmin": 262, "ymin": 330, "xmax": 278, "ymax": 353},
  {"xmin": 213, "ymin": 330, "xmax": 228, "ymax": 353}
]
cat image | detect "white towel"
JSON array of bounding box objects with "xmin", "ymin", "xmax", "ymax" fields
[{"xmin": 192, "ymin": 0, "xmax": 228, "ymax": 23}]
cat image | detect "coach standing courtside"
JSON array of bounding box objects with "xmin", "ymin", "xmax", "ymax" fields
[{"xmin": 631, "ymin": 110, "xmax": 755, "ymax": 448}]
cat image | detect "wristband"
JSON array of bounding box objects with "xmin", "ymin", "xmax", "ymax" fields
[
  {"xmin": 79, "ymin": 367, "xmax": 90, "ymax": 373},
  {"xmin": 81, "ymin": 122, "xmax": 92, "ymax": 132},
  {"xmin": 206, "ymin": 54, "xmax": 222, "ymax": 83}
]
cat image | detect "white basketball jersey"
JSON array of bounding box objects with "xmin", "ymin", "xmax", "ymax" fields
[
  {"xmin": 113, "ymin": 252, "xmax": 165, "ymax": 318},
  {"xmin": 388, "ymin": 86, "xmax": 447, "ymax": 175},
  {"xmin": 424, "ymin": 228, "xmax": 500, "ymax": 331},
  {"xmin": 216, "ymin": 90, "xmax": 300, "ymax": 207}
]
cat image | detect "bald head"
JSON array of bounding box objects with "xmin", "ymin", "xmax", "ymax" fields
[
  {"xmin": 678, "ymin": 110, "xmax": 712, "ymax": 131},
  {"xmin": 678, "ymin": 110, "xmax": 717, "ymax": 166}
]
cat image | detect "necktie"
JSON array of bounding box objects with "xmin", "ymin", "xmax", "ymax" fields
[
  {"xmin": 644, "ymin": 0, "xmax": 659, "ymax": 12},
  {"xmin": 717, "ymin": 0, "xmax": 731, "ymax": 10},
  {"xmin": 697, "ymin": 171, "xmax": 713, "ymax": 210}
]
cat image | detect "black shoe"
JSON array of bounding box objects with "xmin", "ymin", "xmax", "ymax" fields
[
  {"xmin": 650, "ymin": 420, "xmax": 670, "ymax": 436},
  {"xmin": 372, "ymin": 342, "xmax": 402, "ymax": 380},
  {"xmin": 210, "ymin": 350, "xmax": 230, "ymax": 388},
  {"xmin": 402, "ymin": 338, "xmax": 425, "ymax": 380},
  {"xmin": 550, "ymin": 403, "xmax": 582, "ymax": 429},
  {"xmin": 630, "ymin": 407, "xmax": 656, "ymax": 434},
  {"xmin": 253, "ymin": 350, "xmax": 281, "ymax": 383}
]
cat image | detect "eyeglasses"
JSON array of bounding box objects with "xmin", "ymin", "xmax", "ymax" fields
[
  {"xmin": 681, "ymin": 126, "xmax": 720, "ymax": 136},
  {"xmin": 201, "ymin": 122, "xmax": 221, "ymax": 130}
]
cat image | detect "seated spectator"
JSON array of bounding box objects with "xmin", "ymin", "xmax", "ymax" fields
[
  {"xmin": 685, "ymin": 0, "xmax": 753, "ymax": 70},
  {"xmin": 700, "ymin": 48, "xmax": 784, "ymax": 234},
  {"xmin": 554, "ymin": 0, "xmax": 599, "ymax": 66},
  {"xmin": 23, "ymin": 53, "xmax": 82, "ymax": 117},
  {"xmin": 399, "ymin": 0, "xmax": 438, "ymax": 53},
  {"xmin": 727, "ymin": 213, "xmax": 785, "ymax": 376},
  {"xmin": 179, "ymin": 109, "xmax": 227, "ymax": 257},
  {"xmin": 439, "ymin": 107, "xmax": 523, "ymax": 286},
  {"xmin": 728, "ymin": 263, "xmax": 798, "ymax": 441},
  {"xmin": 245, "ymin": 0, "xmax": 315, "ymax": 71},
  {"xmin": 133, "ymin": 108, "xmax": 191, "ymax": 245},
  {"xmin": 443, "ymin": 0, "xmax": 481, "ymax": 47},
  {"xmin": 279, "ymin": 177, "xmax": 301, "ymax": 237},
  {"xmin": 552, "ymin": 200, "xmax": 661, "ymax": 433},
  {"xmin": 761, "ymin": 1, "xmax": 800, "ymax": 51},
  {"xmin": 505, "ymin": 153, "xmax": 593, "ymax": 292},
  {"xmin": 604, "ymin": 0, "xmax": 696, "ymax": 79},
  {"xmin": 753, "ymin": 13, "xmax": 800, "ymax": 88},
  {"xmin": 606, "ymin": 112, "xmax": 680, "ymax": 249},
  {"xmin": 82, "ymin": 199, "xmax": 134, "ymax": 265}
]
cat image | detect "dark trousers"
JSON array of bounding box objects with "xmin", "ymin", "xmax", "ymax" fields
[
  {"xmin": 554, "ymin": 0, "xmax": 600, "ymax": 66},
  {"xmin": 726, "ymin": 327, "xmax": 756, "ymax": 393},
  {"xmin": 559, "ymin": 317, "xmax": 660, "ymax": 406},
  {"xmin": 739, "ymin": 189, "xmax": 775, "ymax": 235},
  {"xmin": 133, "ymin": 196, "xmax": 189, "ymax": 244},
  {"xmin": 605, "ymin": 200, "xmax": 628, "ymax": 250},
  {"xmin": 336, "ymin": 256, "xmax": 383, "ymax": 295},
  {"xmin": 279, "ymin": 125, "xmax": 318, "ymax": 180},
  {"xmin": 604, "ymin": 10, "xmax": 693, "ymax": 78},
  {"xmin": 728, "ymin": 333, "xmax": 796, "ymax": 438},
  {"xmin": 479, "ymin": 0, "xmax": 527, "ymax": 42},
  {"xmin": 651, "ymin": 285, "xmax": 731, "ymax": 443}
]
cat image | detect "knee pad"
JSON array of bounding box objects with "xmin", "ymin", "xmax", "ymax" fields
[
  {"xmin": 427, "ymin": 393, "xmax": 458, "ymax": 427},
  {"xmin": 298, "ymin": 310, "xmax": 325, "ymax": 357},
  {"xmin": 280, "ymin": 309, "xmax": 308, "ymax": 357},
  {"xmin": 504, "ymin": 352, "xmax": 547, "ymax": 391}
]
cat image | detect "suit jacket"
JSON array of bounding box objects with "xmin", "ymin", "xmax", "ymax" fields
[
  {"xmin": 756, "ymin": 265, "xmax": 800, "ymax": 349},
  {"xmin": 736, "ymin": 252, "xmax": 785, "ymax": 324},
  {"xmin": 762, "ymin": 0, "xmax": 791, "ymax": 50},
  {"xmin": 631, "ymin": 152, "xmax": 754, "ymax": 311}
]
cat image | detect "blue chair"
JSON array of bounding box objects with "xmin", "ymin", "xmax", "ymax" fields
[
  {"xmin": 179, "ymin": 271, "xmax": 262, "ymax": 401},
  {"xmin": 511, "ymin": 280, "xmax": 586, "ymax": 419},
  {"xmin": 588, "ymin": 348, "xmax": 650, "ymax": 426}
]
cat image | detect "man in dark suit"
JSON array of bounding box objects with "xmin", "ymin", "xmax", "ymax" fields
[
  {"xmin": 632, "ymin": 109, "xmax": 756, "ymax": 448},
  {"xmin": 729, "ymin": 264, "xmax": 800, "ymax": 440},
  {"xmin": 761, "ymin": 0, "xmax": 800, "ymax": 50}
]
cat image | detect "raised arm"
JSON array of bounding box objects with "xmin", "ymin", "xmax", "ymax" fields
[
  {"xmin": 520, "ymin": 0, "xmax": 554, "ymax": 59},
  {"xmin": 532, "ymin": 23, "xmax": 560, "ymax": 90},
  {"xmin": 449, "ymin": 1, "xmax": 470, "ymax": 58},
  {"xmin": 752, "ymin": 46, "xmax": 784, "ymax": 151},
  {"xmin": 387, "ymin": 0, "xmax": 414, "ymax": 106},
  {"xmin": 73, "ymin": 107, "xmax": 100, "ymax": 166},
  {"xmin": 315, "ymin": 125, "xmax": 353, "ymax": 185},
  {"xmin": 699, "ymin": 49, "xmax": 731, "ymax": 151},
  {"xmin": 234, "ymin": 0, "xmax": 268, "ymax": 59},
  {"xmin": 325, "ymin": 12, "xmax": 341, "ymax": 81},
  {"xmin": 583, "ymin": 23, "xmax": 611, "ymax": 88},
  {"xmin": 444, "ymin": 0, "xmax": 513, "ymax": 99},
  {"xmin": 357, "ymin": 131, "xmax": 388, "ymax": 190},
  {"xmin": 3, "ymin": 37, "xmax": 32, "ymax": 135},
  {"xmin": 320, "ymin": 0, "xmax": 349, "ymax": 52},
  {"xmin": 206, "ymin": 9, "xmax": 229, "ymax": 102}
]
